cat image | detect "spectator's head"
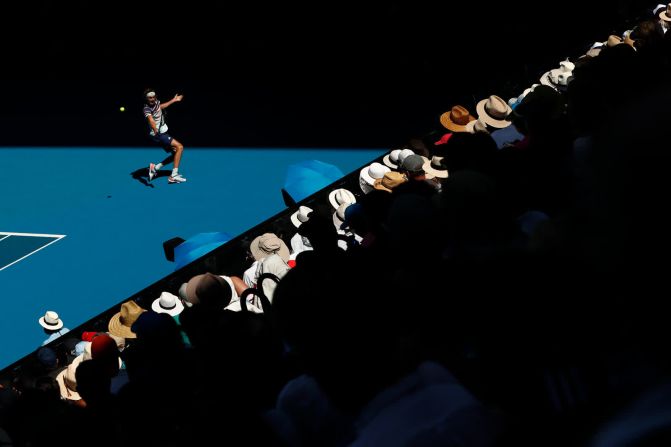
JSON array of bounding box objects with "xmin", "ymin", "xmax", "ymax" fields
[
  {"xmin": 180, "ymin": 273, "xmax": 233, "ymax": 308},
  {"xmin": 36, "ymin": 347, "xmax": 58, "ymax": 371},
  {"xmin": 250, "ymin": 233, "xmax": 290, "ymax": 263},
  {"xmin": 399, "ymin": 154, "xmax": 426, "ymax": 180},
  {"xmin": 38, "ymin": 310, "xmax": 63, "ymax": 334},
  {"xmin": 108, "ymin": 300, "xmax": 146, "ymax": 339},
  {"xmin": 440, "ymin": 105, "xmax": 477, "ymax": 133}
]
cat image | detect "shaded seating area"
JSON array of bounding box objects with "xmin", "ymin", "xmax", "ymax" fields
[{"xmin": 4, "ymin": 3, "xmax": 671, "ymax": 445}]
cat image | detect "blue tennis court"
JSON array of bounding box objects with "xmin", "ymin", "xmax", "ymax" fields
[{"xmin": 0, "ymin": 146, "xmax": 384, "ymax": 369}]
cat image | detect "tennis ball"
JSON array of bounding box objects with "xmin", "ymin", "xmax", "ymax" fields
[{"xmin": 119, "ymin": 106, "xmax": 125, "ymax": 112}]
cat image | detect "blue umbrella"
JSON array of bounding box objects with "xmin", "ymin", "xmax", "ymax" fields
[
  {"xmin": 173, "ymin": 232, "xmax": 232, "ymax": 270},
  {"xmin": 284, "ymin": 160, "xmax": 344, "ymax": 203}
]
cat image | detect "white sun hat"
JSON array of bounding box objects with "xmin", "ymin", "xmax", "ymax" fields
[
  {"xmin": 383, "ymin": 149, "xmax": 403, "ymax": 169},
  {"xmin": 359, "ymin": 162, "xmax": 390, "ymax": 194},
  {"xmin": 151, "ymin": 291, "xmax": 184, "ymax": 317},
  {"xmin": 290, "ymin": 205, "xmax": 313, "ymax": 228},
  {"xmin": 39, "ymin": 311, "xmax": 64, "ymax": 330},
  {"xmin": 328, "ymin": 188, "xmax": 356, "ymax": 210}
]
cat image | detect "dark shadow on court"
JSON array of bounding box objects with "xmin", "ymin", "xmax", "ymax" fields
[
  {"xmin": 130, "ymin": 167, "xmax": 171, "ymax": 187},
  {"xmin": 131, "ymin": 167, "xmax": 173, "ymax": 186}
]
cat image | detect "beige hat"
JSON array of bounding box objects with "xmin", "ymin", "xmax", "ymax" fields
[
  {"xmin": 250, "ymin": 233, "xmax": 290, "ymax": 262},
  {"xmin": 660, "ymin": 3, "xmax": 671, "ymax": 21},
  {"xmin": 108, "ymin": 300, "xmax": 146, "ymax": 339},
  {"xmin": 422, "ymin": 156, "xmax": 449, "ymax": 179},
  {"xmin": 606, "ymin": 35, "xmax": 623, "ymax": 47},
  {"xmin": 476, "ymin": 95, "xmax": 512, "ymax": 128},
  {"xmin": 373, "ymin": 171, "xmax": 407, "ymax": 192},
  {"xmin": 465, "ymin": 118, "xmax": 489, "ymax": 134},
  {"xmin": 440, "ymin": 105, "xmax": 477, "ymax": 132},
  {"xmin": 55, "ymin": 354, "xmax": 84, "ymax": 401}
]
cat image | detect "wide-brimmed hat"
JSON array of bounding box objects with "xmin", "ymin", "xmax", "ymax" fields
[
  {"xmin": 55, "ymin": 354, "xmax": 84, "ymax": 401},
  {"xmin": 290, "ymin": 205, "xmax": 313, "ymax": 228},
  {"xmin": 151, "ymin": 291, "xmax": 184, "ymax": 316},
  {"xmin": 476, "ymin": 95, "xmax": 512, "ymax": 128},
  {"xmin": 332, "ymin": 202, "xmax": 353, "ymax": 230},
  {"xmin": 382, "ymin": 149, "xmax": 403, "ymax": 169},
  {"xmin": 660, "ymin": 3, "xmax": 671, "ymax": 21},
  {"xmin": 359, "ymin": 162, "xmax": 390, "ymax": 187},
  {"xmin": 465, "ymin": 118, "xmax": 489, "ymax": 134},
  {"xmin": 328, "ymin": 188, "xmax": 356, "ymax": 210},
  {"xmin": 39, "ymin": 310, "xmax": 64, "ymax": 331},
  {"xmin": 182, "ymin": 273, "xmax": 232, "ymax": 307},
  {"xmin": 423, "ymin": 156, "xmax": 449, "ymax": 178},
  {"xmin": 250, "ymin": 233, "xmax": 290, "ymax": 262},
  {"xmin": 540, "ymin": 60, "xmax": 574, "ymax": 91},
  {"xmin": 108, "ymin": 300, "xmax": 146, "ymax": 339},
  {"xmin": 440, "ymin": 105, "xmax": 477, "ymax": 132},
  {"xmin": 373, "ymin": 171, "xmax": 407, "ymax": 192}
]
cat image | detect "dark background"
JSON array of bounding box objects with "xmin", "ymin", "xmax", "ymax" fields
[{"xmin": 0, "ymin": 0, "xmax": 652, "ymax": 148}]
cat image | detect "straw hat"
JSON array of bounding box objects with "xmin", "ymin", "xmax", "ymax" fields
[
  {"xmin": 108, "ymin": 300, "xmax": 146, "ymax": 339},
  {"xmin": 373, "ymin": 171, "xmax": 407, "ymax": 192}
]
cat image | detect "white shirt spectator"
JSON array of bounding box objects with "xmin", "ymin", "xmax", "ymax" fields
[
  {"xmin": 220, "ymin": 275, "xmax": 262, "ymax": 313},
  {"xmin": 290, "ymin": 232, "xmax": 313, "ymax": 255},
  {"xmin": 42, "ymin": 327, "xmax": 70, "ymax": 346}
]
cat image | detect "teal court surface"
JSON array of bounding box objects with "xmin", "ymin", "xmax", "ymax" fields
[{"xmin": 0, "ymin": 146, "xmax": 384, "ymax": 369}]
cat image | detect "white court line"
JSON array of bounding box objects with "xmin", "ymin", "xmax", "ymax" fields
[
  {"xmin": 0, "ymin": 233, "xmax": 66, "ymax": 271},
  {"xmin": 0, "ymin": 232, "xmax": 66, "ymax": 237}
]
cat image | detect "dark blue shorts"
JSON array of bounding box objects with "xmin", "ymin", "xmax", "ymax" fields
[{"xmin": 151, "ymin": 133, "xmax": 174, "ymax": 152}]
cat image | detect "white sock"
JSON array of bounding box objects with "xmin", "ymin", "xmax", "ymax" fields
[
  {"xmin": 155, "ymin": 163, "xmax": 163, "ymax": 170},
  {"xmin": 172, "ymin": 168, "xmax": 179, "ymax": 176}
]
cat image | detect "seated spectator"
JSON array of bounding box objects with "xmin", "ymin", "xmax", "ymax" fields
[
  {"xmin": 39, "ymin": 310, "xmax": 70, "ymax": 346},
  {"xmin": 244, "ymin": 233, "xmax": 291, "ymax": 289}
]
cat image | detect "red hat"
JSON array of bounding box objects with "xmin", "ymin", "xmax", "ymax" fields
[
  {"xmin": 81, "ymin": 331, "xmax": 104, "ymax": 342},
  {"xmin": 91, "ymin": 334, "xmax": 120, "ymax": 376},
  {"xmin": 434, "ymin": 133, "xmax": 453, "ymax": 146}
]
